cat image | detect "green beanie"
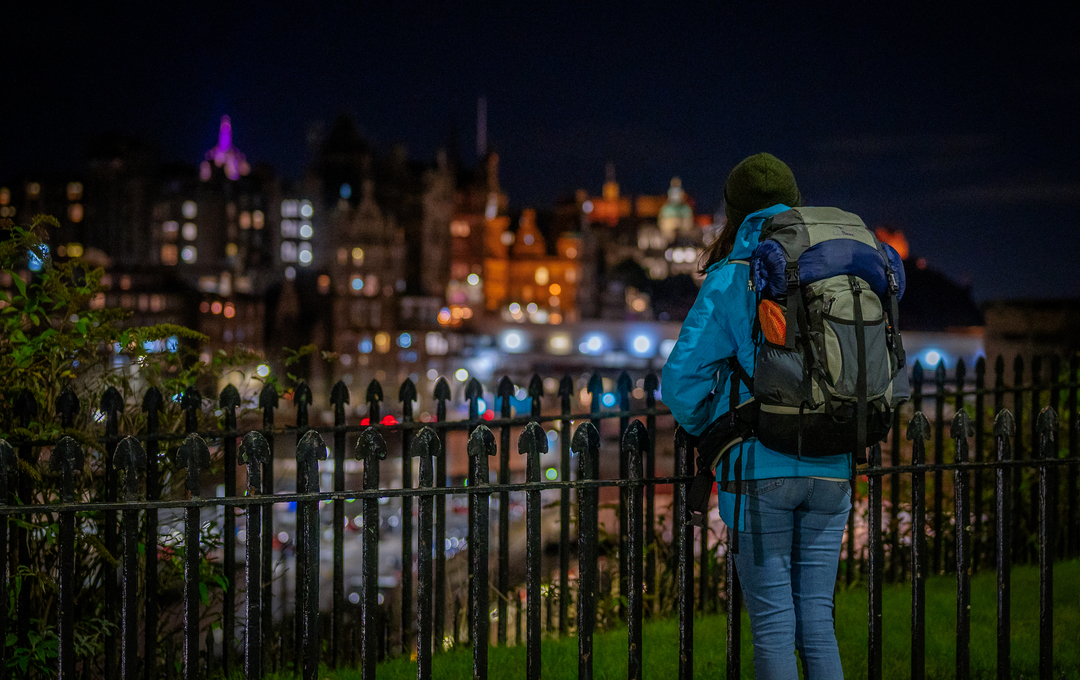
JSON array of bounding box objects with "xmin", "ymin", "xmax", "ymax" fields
[{"xmin": 723, "ymin": 152, "xmax": 801, "ymax": 231}]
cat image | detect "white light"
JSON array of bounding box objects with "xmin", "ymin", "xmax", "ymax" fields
[
  {"xmin": 298, "ymin": 244, "xmax": 313, "ymax": 265},
  {"xmin": 509, "ymin": 303, "xmax": 521, "ymax": 314},
  {"xmin": 182, "ymin": 200, "xmax": 197, "ymax": 219},
  {"xmin": 502, "ymin": 331, "xmax": 524, "ymax": 352},
  {"xmin": 660, "ymin": 339, "xmax": 677, "ymax": 358},
  {"xmin": 526, "ymin": 302, "xmax": 538, "ymax": 314},
  {"xmin": 549, "ymin": 334, "xmax": 571, "ymax": 354},
  {"xmin": 182, "ymin": 222, "xmax": 197, "ymax": 241},
  {"xmin": 299, "ymin": 224, "xmax": 313, "ymax": 239},
  {"xmin": 285, "ymin": 266, "xmax": 296, "ymax": 281},
  {"xmin": 477, "ymin": 398, "xmax": 487, "ymax": 412},
  {"xmin": 427, "ymin": 369, "xmax": 439, "ymax": 380},
  {"xmin": 455, "ymin": 368, "xmax": 469, "ymax": 382},
  {"xmin": 672, "ymin": 249, "xmax": 685, "ymax": 263},
  {"xmin": 581, "ymin": 335, "xmax": 604, "ymax": 354},
  {"xmin": 181, "ymin": 246, "xmax": 197, "ymax": 263},
  {"xmin": 299, "ymin": 202, "xmax": 313, "ymax": 218},
  {"xmin": 582, "ymin": 200, "xmax": 593, "ymax": 214},
  {"xmin": 467, "ymin": 273, "xmax": 480, "ymax": 286},
  {"xmin": 256, "ymin": 364, "xmax": 270, "ymax": 378},
  {"xmin": 632, "ymin": 335, "xmax": 651, "ymax": 354},
  {"xmin": 924, "ymin": 351, "xmax": 942, "ymax": 366}
]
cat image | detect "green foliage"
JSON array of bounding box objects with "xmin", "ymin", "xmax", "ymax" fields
[{"xmin": 0, "ymin": 214, "xmax": 266, "ymax": 675}]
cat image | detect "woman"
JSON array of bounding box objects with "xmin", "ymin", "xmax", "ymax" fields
[{"xmin": 662, "ymin": 153, "xmax": 851, "ymax": 679}]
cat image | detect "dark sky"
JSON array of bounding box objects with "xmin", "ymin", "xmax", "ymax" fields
[{"xmin": 6, "ymin": 2, "xmax": 1079, "ymax": 302}]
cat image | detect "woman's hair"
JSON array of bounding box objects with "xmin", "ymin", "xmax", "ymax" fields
[
  {"xmin": 697, "ymin": 152, "xmax": 801, "ymax": 275},
  {"xmin": 698, "ymin": 219, "xmax": 739, "ymax": 274}
]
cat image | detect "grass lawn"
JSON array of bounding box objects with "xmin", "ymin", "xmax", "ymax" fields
[{"xmin": 264, "ymin": 560, "xmax": 1079, "ymax": 679}]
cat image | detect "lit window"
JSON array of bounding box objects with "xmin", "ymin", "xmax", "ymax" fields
[
  {"xmin": 351, "ymin": 277, "xmax": 364, "ymax": 291},
  {"xmin": 281, "ymin": 242, "xmax": 298, "ymax": 262},
  {"xmin": 299, "ymin": 200, "xmax": 313, "ymax": 218},
  {"xmin": 68, "ymin": 203, "xmax": 84, "ymax": 223},
  {"xmin": 182, "ymin": 222, "xmax": 197, "ymax": 240},
  {"xmin": 535, "ymin": 267, "xmax": 549, "ymax": 285},
  {"xmin": 374, "ymin": 332, "xmax": 391, "ymax": 354},
  {"xmin": 351, "ymin": 247, "xmax": 364, "ymax": 263},
  {"xmin": 66, "ymin": 182, "xmax": 83, "ymax": 201},
  {"xmin": 211, "ymin": 301, "xmax": 223, "ymax": 314},
  {"xmin": 163, "ymin": 220, "xmax": 179, "ymax": 236},
  {"xmin": 281, "ymin": 200, "xmax": 298, "ymax": 218},
  {"xmin": 451, "ymin": 220, "xmax": 471, "ymax": 237},
  {"xmin": 252, "ymin": 210, "xmax": 264, "ymax": 229},
  {"xmin": 549, "ymin": 334, "xmax": 571, "ymax": 354},
  {"xmin": 299, "ymin": 223, "xmax": 313, "ymax": 239},
  {"xmin": 181, "ymin": 246, "xmax": 197, "ymax": 263},
  {"xmin": 549, "ymin": 283, "xmax": 561, "ymax": 295},
  {"xmin": 281, "ymin": 220, "xmax": 298, "ymax": 238},
  {"xmin": 365, "ymin": 274, "xmax": 378, "ymax": 296},
  {"xmin": 298, "ymin": 242, "xmax": 313, "ymax": 265},
  {"xmin": 0, "ymin": 188, "xmax": 9, "ymax": 205},
  {"xmin": 223, "ymin": 303, "xmax": 236, "ymax": 318},
  {"xmin": 397, "ymin": 333, "xmax": 412, "ymax": 348},
  {"xmin": 317, "ymin": 275, "xmax": 330, "ymax": 293},
  {"xmin": 500, "ymin": 232, "xmax": 514, "ymax": 246},
  {"xmin": 340, "ymin": 183, "xmax": 352, "ymax": 199},
  {"xmin": 239, "ymin": 211, "xmax": 251, "ymax": 229},
  {"xmin": 27, "ymin": 182, "xmax": 41, "ymax": 198},
  {"xmin": 67, "ymin": 243, "xmax": 84, "ymax": 258},
  {"xmin": 161, "ymin": 244, "xmax": 178, "ymax": 265},
  {"xmin": 226, "ymin": 243, "xmax": 238, "ymax": 257},
  {"xmin": 467, "ymin": 273, "xmax": 480, "ymax": 286},
  {"xmin": 358, "ymin": 337, "xmax": 373, "ymax": 354},
  {"xmin": 182, "ymin": 201, "xmax": 197, "ymax": 219}
]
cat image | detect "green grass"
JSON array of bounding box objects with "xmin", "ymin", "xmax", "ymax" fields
[{"xmin": 265, "ymin": 560, "xmax": 1080, "ymax": 679}]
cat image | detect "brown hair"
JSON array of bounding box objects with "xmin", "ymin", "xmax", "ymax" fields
[{"xmin": 697, "ymin": 219, "xmax": 739, "ymax": 274}]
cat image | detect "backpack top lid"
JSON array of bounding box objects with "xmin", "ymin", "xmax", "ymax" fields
[{"xmin": 751, "ymin": 206, "xmax": 906, "ymax": 300}]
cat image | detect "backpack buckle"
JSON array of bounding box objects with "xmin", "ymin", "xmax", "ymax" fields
[{"xmin": 784, "ymin": 263, "xmax": 800, "ymax": 292}]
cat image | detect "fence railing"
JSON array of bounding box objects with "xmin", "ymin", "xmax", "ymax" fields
[{"xmin": 0, "ymin": 353, "xmax": 1078, "ymax": 680}]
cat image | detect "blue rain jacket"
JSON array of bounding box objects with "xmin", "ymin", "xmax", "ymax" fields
[{"xmin": 661, "ymin": 204, "xmax": 851, "ymax": 530}]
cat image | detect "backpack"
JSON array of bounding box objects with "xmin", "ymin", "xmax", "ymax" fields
[{"xmin": 687, "ymin": 206, "xmax": 909, "ymax": 529}]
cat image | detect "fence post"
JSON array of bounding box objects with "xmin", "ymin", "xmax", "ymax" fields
[
  {"xmin": 292, "ymin": 381, "xmax": 313, "ymax": 669},
  {"xmin": 1070, "ymin": 355, "xmax": 1080, "ymax": 557},
  {"xmin": 296, "ymin": 429, "xmax": 326, "ymax": 680},
  {"xmin": 517, "ymin": 421, "xmax": 545, "ymax": 680},
  {"xmin": 414, "ymin": 427, "xmax": 440, "ymax": 680},
  {"xmin": 0, "ymin": 439, "xmax": 11, "ymax": 680},
  {"xmin": 933, "ymin": 360, "xmax": 946, "ymax": 576},
  {"xmin": 617, "ymin": 371, "xmax": 632, "ymax": 620},
  {"xmin": 330, "ymin": 380, "xmax": 350, "ymax": 668},
  {"xmin": 468, "ymin": 425, "xmax": 495, "ymax": 680},
  {"xmin": 1037, "ymin": 407, "xmax": 1057, "ymax": 680},
  {"xmin": 257, "ymin": 382, "xmax": 278, "ymax": 671},
  {"xmin": 179, "ymin": 433, "xmax": 210, "ymax": 680},
  {"xmin": 673, "ymin": 427, "xmax": 697, "ymax": 680},
  {"xmin": 434, "ymin": 378, "xmax": 451, "ymax": 650},
  {"xmin": 357, "ymin": 427, "xmax": 387, "ymax": 680},
  {"xmin": 241, "ymin": 431, "xmax": 270, "ymax": 680},
  {"xmin": 1029, "ymin": 357, "xmax": 1043, "ymax": 565},
  {"xmin": 218, "ymin": 384, "xmax": 241, "ymax": 675},
  {"xmin": 867, "ymin": 442, "xmax": 883, "ymax": 680},
  {"xmin": 140, "ymin": 387, "xmax": 163, "ymax": 680},
  {"xmin": 1012, "ymin": 357, "xmax": 1025, "ymax": 563},
  {"xmin": 644, "ymin": 373, "xmax": 658, "ymax": 618},
  {"xmin": 115, "ymin": 436, "xmax": 146, "ymax": 680},
  {"xmin": 493, "ymin": 376, "xmax": 513, "ymax": 647},
  {"xmin": 623, "ymin": 420, "xmax": 646, "ymax": 680},
  {"xmin": 973, "ymin": 357, "xmax": 986, "ymax": 573},
  {"xmin": 952, "ymin": 410, "xmax": 973, "ymax": 680},
  {"xmin": 574, "ymin": 421, "xmax": 600, "ymax": 680},
  {"xmin": 399, "ymin": 378, "xmax": 417, "ymax": 656},
  {"xmin": 994, "ymin": 409, "xmax": 1015, "ymax": 680},
  {"xmin": 558, "ymin": 375, "xmax": 574, "ymax": 635},
  {"xmin": 51, "ymin": 437, "xmax": 82, "ymax": 680},
  {"xmin": 96, "ymin": 386, "xmax": 122, "ymax": 678},
  {"xmin": 908, "ymin": 411, "xmax": 930, "ymax": 680}
]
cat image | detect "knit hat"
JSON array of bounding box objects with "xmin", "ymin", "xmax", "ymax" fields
[{"xmin": 723, "ymin": 153, "xmax": 801, "ymax": 231}]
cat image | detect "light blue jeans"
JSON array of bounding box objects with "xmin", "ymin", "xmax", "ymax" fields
[{"xmin": 729, "ymin": 477, "xmax": 851, "ymax": 679}]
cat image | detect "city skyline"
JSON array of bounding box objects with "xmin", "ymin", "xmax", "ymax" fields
[{"xmin": 7, "ymin": 3, "xmax": 1079, "ymax": 303}]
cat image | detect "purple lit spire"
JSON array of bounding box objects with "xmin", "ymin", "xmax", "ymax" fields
[{"xmin": 204, "ymin": 115, "xmax": 250, "ymax": 181}]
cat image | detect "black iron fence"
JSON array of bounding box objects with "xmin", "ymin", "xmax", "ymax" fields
[{"xmin": 0, "ymin": 354, "xmax": 1078, "ymax": 680}]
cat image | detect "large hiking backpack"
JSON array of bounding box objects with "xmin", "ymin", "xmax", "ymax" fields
[
  {"xmin": 748, "ymin": 206, "xmax": 909, "ymax": 457},
  {"xmin": 687, "ymin": 206, "xmax": 909, "ymax": 528}
]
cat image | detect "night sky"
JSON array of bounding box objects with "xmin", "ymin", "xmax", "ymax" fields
[{"xmin": 7, "ymin": 3, "xmax": 1079, "ymax": 302}]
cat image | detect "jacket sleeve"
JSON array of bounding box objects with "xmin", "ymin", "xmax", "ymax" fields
[{"xmin": 661, "ymin": 264, "xmax": 748, "ymax": 436}]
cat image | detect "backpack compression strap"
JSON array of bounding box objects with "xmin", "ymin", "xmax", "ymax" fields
[{"xmin": 849, "ymin": 275, "xmax": 868, "ymax": 469}]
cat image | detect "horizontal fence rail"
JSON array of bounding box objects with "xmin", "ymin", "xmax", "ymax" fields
[{"xmin": 0, "ymin": 354, "xmax": 1077, "ymax": 679}]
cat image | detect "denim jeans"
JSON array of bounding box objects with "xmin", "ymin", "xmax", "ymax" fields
[{"xmin": 729, "ymin": 477, "xmax": 851, "ymax": 679}]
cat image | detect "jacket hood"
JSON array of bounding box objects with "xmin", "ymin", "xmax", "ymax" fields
[{"xmin": 726, "ymin": 203, "xmax": 791, "ymax": 262}]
